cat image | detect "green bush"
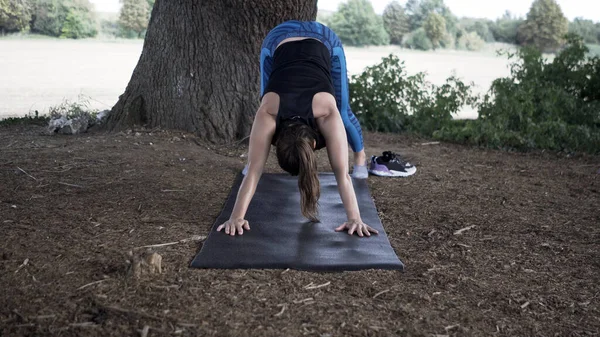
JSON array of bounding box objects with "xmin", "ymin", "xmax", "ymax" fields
[
  {"xmin": 349, "ymin": 35, "xmax": 599, "ymax": 154},
  {"xmin": 402, "ymin": 27, "xmax": 433, "ymax": 50},
  {"xmin": 0, "ymin": 0, "xmax": 32, "ymax": 33},
  {"xmin": 328, "ymin": 0, "xmax": 389, "ymax": 46},
  {"xmin": 31, "ymin": 0, "xmax": 96, "ymax": 38},
  {"xmin": 456, "ymin": 31, "xmax": 485, "ymax": 51},
  {"xmin": 437, "ymin": 35, "xmax": 600, "ymax": 153},
  {"xmin": 349, "ymin": 54, "xmax": 477, "ymax": 135}
]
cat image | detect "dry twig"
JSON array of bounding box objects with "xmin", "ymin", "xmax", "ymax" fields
[
  {"xmin": 17, "ymin": 167, "xmax": 37, "ymax": 181},
  {"xmin": 70, "ymin": 322, "xmax": 96, "ymax": 327},
  {"xmin": 454, "ymin": 225, "xmax": 476, "ymax": 235},
  {"xmin": 134, "ymin": 235, "xmax": 206, "ymax": 250},
  {"xmin": 77, "ymin": 279, "xmax": 109, "ymax": 290},
  {"xmin": 274, "ymin": 304, "xmax": 287, "ymax": 317},
  {"xmin": 373, "ymin": 289, "xmax": 390, "ymax": 299},
  {"xmin": 140, "ymin": 325, "xmax": 150, "ymax": 337},
  {"xmin": 14, "ymin": 258, "xmax": 29, "ymax": 274},
  {"xmin": 304, "ymin": 281, "xmax": 330, "ymax": 290}
]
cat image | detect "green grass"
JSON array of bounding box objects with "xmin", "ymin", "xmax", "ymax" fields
[{"xmin": 0, "ymin": 32, "xmax": 60, "ymax": 40}]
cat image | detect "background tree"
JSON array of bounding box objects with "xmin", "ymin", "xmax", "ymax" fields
[
  {"xmin": 382, "ymin": 1, "xmax": 410, "ymax": 45},
  {"xmin": 328, "ymin": 0, "xmax": 389, "ymax": 46},
  {"xmin": 424, "ymin": 12, "xmax": 446, "ymax": 49},
  {"xmin": 0, "ymin": 0, "xmax": 32, "ymax": 33},
  {"xmin": 119, "ymin": 0, "xmax": 149, "ymax": 37},
  {"xmin": 459, "ymin": 18, "xmax": 495, "ymax": 42},
  {"xmin": 457, "ymin": 31, "xmax": 485, "ymax": 50},
  {"xmin": 405, "ymin": 0, "xmax": 457, "ymax": 33},
  {"xmin": 106, "ymin": 0, "xmax": 318, "ymax": 142},
  {"xmin": 60, "ymin": 0, "xmax": 96, "ymax": 38},
  {"xmin": 569, "ymin": 17, "xmax": 598, "ymax": 44},
  {"xmin": 402, "ymin": 27, "xmax": 433, "ymax": 50},
  {"xmin": 30, "ymin": 0, "xmax": 96, "ymax": 38},
  {"xmin": 489, "ymin": 11, "xmax": 523, "ymax": 44},
  {"xmin": 518, "ymin": 0, "xmax": 568, "ymax": 52}
]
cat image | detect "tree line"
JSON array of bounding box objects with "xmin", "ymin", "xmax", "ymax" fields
[
  {"xmin": 320, "ymin": 0, "xmax": 600, "ymax": 52},
  {"xmin": 0, "ymin": 0, "xmax": 153, "ymax": 39}
]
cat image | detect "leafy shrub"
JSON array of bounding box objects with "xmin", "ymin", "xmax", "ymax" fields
[
  {"xmin": 49, "ymin": 96, "xmax": 98, "ymax": 119},
  {"xmin": 0, "ymin": 0, "xmax": 32, "ymax": 33},
  {"xmin": 350, "ymin": 35, "xmax": 599, "ymax": 154},
  {"xmin": 402, "ymin": 27, "xmax": 433, "ymax": 50},
  {"xmin": 349, "ymin": 54, "xmax": 477, "ymax": 135},
  {"xmin": 437, "ymin": 35, "xmax": 600, "ymax": 153},
  {"xmin": 456, "ymin": 31, "xmax": 485, "ymax": 51}
]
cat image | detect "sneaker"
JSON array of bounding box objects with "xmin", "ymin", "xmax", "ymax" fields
[{"xmin": 369, "ymin": 151, "xmax": 416, "ymax": 177}]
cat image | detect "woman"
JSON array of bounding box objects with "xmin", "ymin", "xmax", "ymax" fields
[{"xmin": 217, "ymin": 21, "xmax": 378, "ymax": 237}]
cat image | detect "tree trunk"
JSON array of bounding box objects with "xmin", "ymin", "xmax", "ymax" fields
[{"xmin": 106, "ymin": 0, "xmax": 318, "ymax": 143}]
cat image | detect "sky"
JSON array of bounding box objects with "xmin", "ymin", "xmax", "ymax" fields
[{"xmin": 90, "ymin": 0, "xmax": 600, "ymax": 22}]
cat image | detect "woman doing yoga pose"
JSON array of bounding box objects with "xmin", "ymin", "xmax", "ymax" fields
[{"xmin": 217, "ymin": 21, "xmax": 377, "ymax": 238}]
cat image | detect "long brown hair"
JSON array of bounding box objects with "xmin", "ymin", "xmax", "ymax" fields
[{"xmin": 276, "ymin": 123, "xmax": 320, "ymax": 222}]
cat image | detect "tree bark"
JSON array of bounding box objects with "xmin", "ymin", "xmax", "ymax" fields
[{"xmin": 106, "ymin": 0, "xmax": 318, "ymax": 143}]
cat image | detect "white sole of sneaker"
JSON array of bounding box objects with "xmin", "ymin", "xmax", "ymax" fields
[
  {"xmin": 368, "ymin": 169, "xmax": 403, "ymax": 177},
  {"xmin": 391, "ymin": 166, "xmax": 417, "ymax": 177},
  {"xmin": 369, "ymin": 166, "xmax": 417, "ymax": 177}
]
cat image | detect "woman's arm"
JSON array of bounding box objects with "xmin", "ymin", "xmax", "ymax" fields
[
  {"xmin": 216, "ymin": 103, "xmax": 276, "ymax": 236},
  {"xmin": 316, "ymin": 97, "xmax": 378, "ymax": 237}
]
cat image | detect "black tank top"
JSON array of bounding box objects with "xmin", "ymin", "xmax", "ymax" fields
[{"xmin": 263, "ymin": 39, "xmax": 335, "ymax": 150}]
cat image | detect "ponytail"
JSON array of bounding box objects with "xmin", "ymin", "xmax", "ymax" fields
[
  {"xmin": 297, "ymin": 137, "xmax": 320, "ymax": 222},
  {"xmin": 275, "ymin": 123, "xmax": 321, "ymax": 222}
]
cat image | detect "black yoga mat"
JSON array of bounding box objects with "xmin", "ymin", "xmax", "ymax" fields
[{"xmin": 190, "ymin": 173, "xmax": 404, "ymax": 271}]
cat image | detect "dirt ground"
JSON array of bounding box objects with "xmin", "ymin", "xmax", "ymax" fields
[{"xmin": 0, "ymin": 124, "xmax": 599, "ymax": 337}]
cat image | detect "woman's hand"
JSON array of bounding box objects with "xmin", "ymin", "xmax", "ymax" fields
[
  {"xmin": 217, "ymin": 218, "xmax": 250, "ymax": 236},
  {"xmin": 335, "ymin": 219, "xmax": 379, "ymax": 237}
]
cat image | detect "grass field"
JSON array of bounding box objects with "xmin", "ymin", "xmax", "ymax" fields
[{"xmin": 0, "ymin": 39, "xmax": 516, "ymax": 120}]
